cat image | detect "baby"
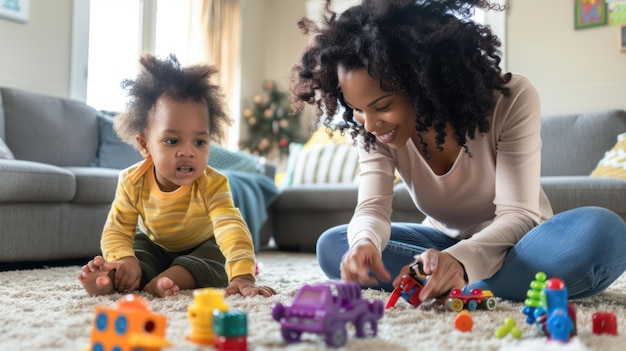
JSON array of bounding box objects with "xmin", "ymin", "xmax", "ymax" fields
[{"xmin": 78, "ymin": 54, "xmax": 276, "ymax": 298}]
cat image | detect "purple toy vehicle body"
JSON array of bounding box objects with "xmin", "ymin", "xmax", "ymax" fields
[{"xmin": 271, "ymin": 280, "xmax": 384, "ymax": 347}]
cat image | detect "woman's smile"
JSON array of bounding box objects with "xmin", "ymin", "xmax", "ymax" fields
[{"xmin": 376, "ymin": 126, "xmax": 399, "ymax": 144}]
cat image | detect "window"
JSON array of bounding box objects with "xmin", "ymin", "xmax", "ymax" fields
[{"xmin": 84, "ymin": 0, "xmax": 195, "ymax": 112}]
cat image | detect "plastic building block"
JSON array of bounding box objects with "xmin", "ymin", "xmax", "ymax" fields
[
  {"xmin": 522, "ymin": 272, "xmax": 548, "ymax": 325},
  {"xmin": 385, "ymin": 262, "xmax": 427, "ymax": 309},
  {"xmin": 272, "ymin": 280, "xmax": 384, "ymax": 347},
  {"xmin": 88, "ymin": 294, "xmax": 171, "ymax": 351},
  {"xmin": 187, "ymin": 288, "xmax": 230, "ymax": 345},
  {"xmin": 213, "ymin": 310, "xmax": 248, "ymax": 350},
  {"xmin": 495, "ymin": 317, "xmax": 522, "ymax": 339},
  {"xmin": 454, "ymin": 310, "xmax": 473, "ymax": 332},
  {"xmin": 541, "ymin": 278, "xmax": 575, "ymax": 342},
  {"xmin": 446, "ymin": 288, "xmax": 497, "ymax": 312},
  {"xmin": 592, "ymin": 312, "xmax": 618, "ymax": 336}
]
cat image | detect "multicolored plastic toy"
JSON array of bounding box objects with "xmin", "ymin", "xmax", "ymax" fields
[
  {"xmin": 213, "ymin": 309, "xmax": 248, "ymax": 351},
  {"xmin": 385, "ymin": 262, "xmax": 427, "ymax": 309},
  {"xmin": 521, "ymin": 272, "xmax": 548, "ymax": 325},
  {"xmin": 86, "ymin": 294, "xmax": 171, "ymax": 351},
  {"xmin": 445, "ymin": 288, "xmax": 497, "ymax": 312},
  {"xmin": 272, "ymin": 280, "xmax": 384, "ymax": 347},
  {"xmin": 524, "ymin": 276, "xmax": 577, "ymax": 342},
  {"xmin": 187, "ymin": 288, "xmax": 230, "ymax": 345}
]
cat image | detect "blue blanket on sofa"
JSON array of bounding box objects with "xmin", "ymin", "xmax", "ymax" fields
[{"xmin": 221, "ymin": 170, "xmax": 279, "ymax": 251}]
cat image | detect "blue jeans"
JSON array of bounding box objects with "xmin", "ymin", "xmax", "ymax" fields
[{"xmin": 316, "ymin": 206, "xmax": 626, "ymax": 301}]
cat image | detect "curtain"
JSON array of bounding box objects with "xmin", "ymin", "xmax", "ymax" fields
[{"xmin": 189, "ymin": 0, "xmax": 241, "ymax": 132}]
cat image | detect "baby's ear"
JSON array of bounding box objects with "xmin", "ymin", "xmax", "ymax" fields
[{"xmin": 135, "ymin": 135, "xmax": 150, "ymax": 158}]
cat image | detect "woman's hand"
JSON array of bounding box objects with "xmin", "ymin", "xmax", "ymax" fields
[
  {"xmin": 224, "ymin": 274, "xmax": 277, "ymax": 297},
  {"xmin": 393, "ymin": 248, "xmax": 466, "ymax": 302},
  {"xmin": 340, "ymin": 239, "xmax": 391, "ymax": 286}
]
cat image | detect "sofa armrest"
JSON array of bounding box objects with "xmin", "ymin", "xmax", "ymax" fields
[{"xmin": 541, "ymin": 176, "xmax": 626, "ymax": 221}]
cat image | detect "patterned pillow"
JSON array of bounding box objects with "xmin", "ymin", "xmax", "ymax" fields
[
  {"xmin": 590, "ymin": 132, "xmax": 626, "ymax": 179},
  {"xmin": 208, "ymin": 144, "xmax": 265, "ymax": 174},
  {"xmin": 0, "ymin": 137, "xmax": 14, "ymax": 159}
]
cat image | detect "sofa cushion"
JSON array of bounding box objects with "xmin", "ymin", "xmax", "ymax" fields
[
  {"xmin": 93, "ymin": 112, "xmax": 143, "ymax": 169},
  {"xmin": 208, "ymin": 144, "xmax": 266, "ymax": 174},
  {"xmin": 590, "ymin": 132, "xmax": 626, "ymax": 179},
  {"xmin": 541, "ymin": 110, "xmax": 626, "ymax": 176},
  {"xmin": 0, "ymin": 160, "xmax": 75, "ymax": 202},
  {"xmin": 1, "ymin": 88, "xmax": 100, "ymax": 166},
  {"xmin": 0, "ymin": 137, "xmax": 13, "ymax": 159},
  {"xmin": 66, "ymin": 167, "xmax": 121, "ymax": 204},
  {"xmin": 541, "ymin": 176, "xmax": 626, "ymax": 219}
]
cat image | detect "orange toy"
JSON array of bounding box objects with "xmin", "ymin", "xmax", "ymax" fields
[
  {"xmin": 454, "ymin": 310, "xmax": 473, "ymax": 332},
  {"xmin": 87, "ymin": 294, "xmax": 171, "ymax": 351}
]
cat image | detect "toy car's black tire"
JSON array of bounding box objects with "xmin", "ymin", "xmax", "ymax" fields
[
  {"xmin": 326, "ymin": 323, "xmax": 347, "ymax": 347},
  {"xmin": 356, "ymin": 315, "xmax": 378, "ymax": 338},
  {"xmin": 484, "ymin": 297, "xmax": 497, "ymax": 311},
  {"xmin": 281, "ymin": 328, "xmax": 302, "ymax": 343}
]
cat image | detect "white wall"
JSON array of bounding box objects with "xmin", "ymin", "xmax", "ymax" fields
[
  {"xmin": 506, "ymin": 0, "xmax": 626, "ymax": 116},
  {"xmin": 1, "ymin": 0, "xmax": 624, "ymax": 119},
  {"xmin": 0, "ymin": 0, "xmax": 73, "ymax": 98}
]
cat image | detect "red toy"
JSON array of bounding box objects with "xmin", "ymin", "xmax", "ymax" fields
[
  {"xmin": 446, "ymin": 288, "xmax": 497, "ymax": 312},
  {"xmin": 213, "ymin": 309, "xmax": 248, "ymax": 351},
  {"xmin": 385, "ymin": 262, "xmax": 427, "ymax": 309},
  {"xmin": 86, "ymin": 294, "xmax": 171, "ymax": 351},
  {"xmin": 592, "ymin": 312, "xmax": 618, "ymax": 336}
]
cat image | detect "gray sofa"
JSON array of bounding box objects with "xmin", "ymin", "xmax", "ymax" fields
[
  {"xmin": 0, "ymin": 87, "xmax": 277, "ymax": 264},
  {"xmin": 271, "ymin": 109, "xmax": 626, "ymax": 251}
]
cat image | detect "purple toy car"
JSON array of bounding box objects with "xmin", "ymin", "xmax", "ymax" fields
[{"xmin": 271, "ymin": 280, "xmax": 384, "ymax": 347}]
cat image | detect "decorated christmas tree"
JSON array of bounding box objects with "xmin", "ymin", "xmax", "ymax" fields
[{"xmin": 239, "ymin": 80, "xmax": 304, "ymax": 159}]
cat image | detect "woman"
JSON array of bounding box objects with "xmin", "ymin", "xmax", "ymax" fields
[{"xmin": 289, "ymin": 0, "xmax": 626, "ymax": 301}]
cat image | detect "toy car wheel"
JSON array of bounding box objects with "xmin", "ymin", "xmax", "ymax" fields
[
  {"xmin": 467, "ymin": 299, "xmax": 478, "ymax": 311},
  {"xmin": 446, "ymin": 298, "xmax": 464, "ymax": 312},
  {"xmin": 483, "ymin": 297, "xmax": 497, "ymax": 311},
  {"xmin": 281, "ymin": 328, "xmax": 302, "ymax": 343},
  {"xmin": 325, "ymin": 322, "xmax": 348, "ymax": 347},
  {"xmin": 356, "ymin": 315, "xmax": 378, "ymax": 338}
]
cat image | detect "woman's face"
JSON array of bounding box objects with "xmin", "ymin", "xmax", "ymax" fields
[{"xmin": 337, "ymin": 65, "xmax": 417, "ymax": 149}]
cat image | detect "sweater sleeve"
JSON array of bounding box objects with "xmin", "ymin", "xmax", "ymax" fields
[
  {"xmin": 445, "ymin": 75, "xmax": 546, "ymax": 282},
  {"xmin": 101, "ymin": 170, "xmax": 140, "ymax": 262},
  {"xmin": 347, "ymin": 137, "xmax": 397, "ymax": 251},
  {"xmin": 205, "ymin": 170, "xmax": 257, "ymax": 281}
]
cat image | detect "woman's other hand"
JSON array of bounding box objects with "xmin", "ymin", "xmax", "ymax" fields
[
  {"xmin": 340, "ymin": 239, "xmax": 391, "ymax": 286},
  {"xmin": 393, "ymin": 248, "xmax": 467, "ymax": 302}
]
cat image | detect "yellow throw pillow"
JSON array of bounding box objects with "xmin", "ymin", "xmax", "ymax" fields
[{"xmin": 590, "ymin": 132, "xmax": 626, "ymax": 179}]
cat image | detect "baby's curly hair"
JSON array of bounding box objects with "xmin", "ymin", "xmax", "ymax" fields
[
  {"xmin": 114, "ymin": 53, "xmax": 231, "ymax": 147},
  {"xmin": 290, "ymin": 0, "xmax": 511, "ymax": 155}
]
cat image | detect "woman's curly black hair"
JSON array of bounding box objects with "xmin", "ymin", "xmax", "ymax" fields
[
  {"xmin": 290, "ymin": 0, "xmax": 511, "ymax": 155},
  {"xmin": 114, "ymin": 53, "xmax": 231, "ymax": 147}
]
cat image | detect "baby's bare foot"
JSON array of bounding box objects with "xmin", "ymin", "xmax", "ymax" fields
[
  {"xmin": 146, "ymin": 277, "xmax": 181, "ymax": 298},
  {"xmin": 77, "ymin": 256, "xmax": 116, "ymax": 296}
]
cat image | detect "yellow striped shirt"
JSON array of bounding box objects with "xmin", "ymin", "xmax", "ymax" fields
[{"xmin": 101, "ymin": 158, "xmax": 255, "ymax": 281}]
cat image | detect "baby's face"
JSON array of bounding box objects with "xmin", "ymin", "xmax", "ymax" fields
[{"xmin": 141, "ymin": 94, "xmax": 211, "ymax": 192}]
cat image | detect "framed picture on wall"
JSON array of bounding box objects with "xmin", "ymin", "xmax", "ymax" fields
[
  {"xmin": 0, "ymin": 0, "xmax": 29, "ymax": 24},
  {"xmin": 621, "ymin": 25, "xmax": 626, "ymax": 52},
  {"xmin": 575, "ymin": 0, "xmax": 608, "ymax": 30}
]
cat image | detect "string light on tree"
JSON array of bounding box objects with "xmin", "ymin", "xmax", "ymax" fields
[{"xmin": 240, "ymin": 80, "xmax": 303, "ymax": 158}]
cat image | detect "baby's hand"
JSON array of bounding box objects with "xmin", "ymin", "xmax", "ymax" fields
[
  {"xmin": 113, "ymin": 257, "xmax": 142, "ymax": 293},
  {"xmin": 224, "ymin": 275, "xmax": 276, "ymax": 297}
]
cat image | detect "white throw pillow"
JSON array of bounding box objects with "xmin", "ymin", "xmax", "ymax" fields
[{"xmin": 0, "ymin": 137, "xmax": 14, "ymax": 159}]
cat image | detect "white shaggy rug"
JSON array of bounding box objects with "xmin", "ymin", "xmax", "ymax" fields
[{"xmin": 1, "ymin": 251, "xmax": 625, "ymax": 351}]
